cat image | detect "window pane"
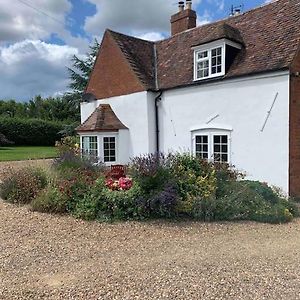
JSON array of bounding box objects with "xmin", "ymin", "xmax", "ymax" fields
[
  {"xmin": 214, "ymin": 136, "xmax": 220, "ymax": 143},
  {"xmin": 222, "ymin": 154, "xmax": 228, "ymax": 162},
  {"xmin": 213, "ymin": 135, "xmax": 228, "ymax": 163},
  {"xmin": 195, "ymin": 135, "xmax": 209, "ymax": 160},
  {"xmin": 222, "ymin": 145, "xmax": 228, "ymax": 152},
  {"xmin": 214, "ymin": 145, "xmax": 220, "ymax": 152},
  {"xmin": 198, "ymin": 51, "xmax": 208, "ymax": 59},
  {"xmin": 221, "ymin": 135, "xmax": 228, "ymax": 143}
]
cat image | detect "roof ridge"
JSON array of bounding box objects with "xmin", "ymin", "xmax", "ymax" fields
[
  {"xmin": 107, "ymin": 29, "xmax": 155, "ymax": 44},
  {"xmin": 155, "ymin": 0, "xmax": 281, "ymax": 44}
]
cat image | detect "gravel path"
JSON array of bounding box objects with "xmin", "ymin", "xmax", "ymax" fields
[{"xmin": 1, "ymin": 201, "xmax": 300, "ymax": 299}]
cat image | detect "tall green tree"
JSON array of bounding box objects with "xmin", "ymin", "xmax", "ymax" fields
[{"xmin": 67, "ymin": 39, "xmax": 100, "ymax": 94}]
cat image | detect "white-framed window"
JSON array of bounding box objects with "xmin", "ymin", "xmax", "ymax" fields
[
  {"xmin": 103, "ymin": 136, "xmax": 116, "ymax": 162},
  {"xmin": 195, "ymin": 46, "xmax": 223, "ymax": 80},
  {"xmin": 193, "ymin": 39, "xmax": 242, "ymax": 81},
  {"xmin": 81, "ymin": 133, "xmax": 118, "ymax": 164},
  {"xmin": 192, "ymin": 129, "xmax": 231, "ymax": 163},
  {"xmin": 82, "ymin": 136, "xmax": 98, "ymax": 158}
]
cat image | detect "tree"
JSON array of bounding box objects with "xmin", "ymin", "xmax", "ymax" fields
[
  {"xmin": 0, "ymin": 133, "xmax": 13, "ymax": 146},
  {"xmin": 67, "ymin": 39, "xmax": 100, "ymax": 94}
]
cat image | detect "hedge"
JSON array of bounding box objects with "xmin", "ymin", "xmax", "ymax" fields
[{"xmin": 0, "ymin": 117, "xmax": 64, "ymax": 146}]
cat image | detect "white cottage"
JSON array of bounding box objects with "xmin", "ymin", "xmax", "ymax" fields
[{"xmin": 77, "ymin": 0, "xmax": 300, "ymax": 196}]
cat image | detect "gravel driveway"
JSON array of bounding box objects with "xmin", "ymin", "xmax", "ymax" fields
[{"xmin": 1, "ymin": 201, "xmax": 300, "ymax": 299}]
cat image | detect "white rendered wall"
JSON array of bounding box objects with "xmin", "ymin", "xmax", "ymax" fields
[
  {"xmin": 158, "ymin": 71, "xmax": 290, "ymax": 192},
  {"xmin": 80, "ymin": 91, "xmax": 156, "ymax": 161}
]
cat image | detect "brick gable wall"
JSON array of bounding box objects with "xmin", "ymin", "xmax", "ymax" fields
[
  {"xmin": 289, "ymin": 48, "xmax": 300, "ymax": 197},
  {"xmin": 86, "ymin": 31, "xmax": 146, "ymax": 100}
]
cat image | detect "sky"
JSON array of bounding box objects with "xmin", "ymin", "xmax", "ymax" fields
[{"xmin": 0, "ymin": 0, "xmax": 272, "ymax": 102}]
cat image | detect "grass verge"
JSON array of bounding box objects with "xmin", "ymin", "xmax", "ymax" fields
[{"xmin": 0, "ymin": 146, "xmax": 57, "ymax": 161}]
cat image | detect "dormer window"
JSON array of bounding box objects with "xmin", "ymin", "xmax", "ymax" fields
[{"xmin": 193, "ymin": 39, "xmax": 242, "ymax": 81}]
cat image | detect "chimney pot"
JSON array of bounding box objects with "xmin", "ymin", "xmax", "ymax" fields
[
  {"xmin": 178, "ymin": 1, "xmax": 184, "ymax": 12},
  {"xmin": 186, "ymin": 0, "xmax": 192, "ymax": 10}
]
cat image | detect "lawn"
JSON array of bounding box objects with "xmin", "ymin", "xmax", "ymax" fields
[{"xmin": 0, "ymin": 146, "xmax": 57, "ymax": 161}]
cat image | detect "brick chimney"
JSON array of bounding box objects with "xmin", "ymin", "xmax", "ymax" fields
[{"xmin": 171, "ymin": 0, "xmax": 197, "ymax": 36}]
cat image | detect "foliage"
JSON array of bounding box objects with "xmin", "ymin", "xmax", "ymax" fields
[
  {"xmin": 58, "ymin": 123, "xmax": 80, "ymax": 137},
  {"xmin": 192, "ymin": 181, "xmax": 298, "ymax": 224},
  {"xmin": 129, "ymin": 152, "xmax": 173, "ymax": 193},
  {"xmin": 0, "ymin": 117, "xmax": 64, "ymax": 146},
  {"xmin": 0, "ymin": 95, "xmax": 80, "ymax": 122},
  {"xmin": 1, "ymin": 152, "xmax": 298, "ymax": 224},
  {"xmin": 31, "ymin": 187, "xmax": 68, "ymax": 214},
  {"xmin": 171, "ymin": 153, "xmax": 217, "ymax": 202},
  {"xmin": 56, "ymin": 168, "xmax": 99, "ymax": 212},
  {"xmin": 55, "ymin": 136, "xmax": 80, "ymax": 156},
  {"xmin": 67, "ymin": 39, "xmax": 100, "ymax": 94},
  {"xmin": 52, "ymin": 151, "xmax": 104, "ymax": 174},
  {"xmin": 0, "ymin": 132, "xmax": 13, "ymax": 146},
  {"xmin": 99, "ymin": 182, "xmax": 143, "ymax": 220},
  {"xmin": 0, "ymin": 167, "xmax": 48, "ymax": 204},
  {"xmin": 137, "ymin": 183, "xmax": 179, "ymax": 218}
]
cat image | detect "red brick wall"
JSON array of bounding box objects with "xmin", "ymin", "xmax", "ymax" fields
[
  {"xmin": 171, "ymin": 9, "xmax": 197, "ymax": 36},
  {"xmin": 289, "ymin": 48, "xmax": 300, "ymax": 197},
  {"xmin": 86, "ymin": 31, "xmax": 145, "ymax": 100}
]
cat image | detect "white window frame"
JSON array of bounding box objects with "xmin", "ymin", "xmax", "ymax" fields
[
  {"xmin": 101, "ymin": 134, "xmax": 118, "ymax": 165},
  {"xmin": 193, "ymin": 39, "xmax": 242, "ymax": 81},
  {"xmin": 81, "ymin": 135, "xmax": 98, "ymax": 159},
  {"xmin": 80, "ymin": 132, "xmax": 118, "ymax": 165},
  {"xmin": 191, "ymin": 128, "xmax": 232, "ymax": 163}
]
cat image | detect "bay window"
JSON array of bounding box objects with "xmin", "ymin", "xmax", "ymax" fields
[{"xmin": 81, "ymin": 134, "xmax": 117, "ymax": 164}]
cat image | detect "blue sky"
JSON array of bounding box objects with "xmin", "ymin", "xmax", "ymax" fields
[{"xmin": 0, "ymin": 0, "xmax": 269, "ymax": 101}]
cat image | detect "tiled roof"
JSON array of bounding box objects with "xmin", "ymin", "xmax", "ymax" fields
[
  {"xmin": 92, "ymin": 0, "xmax": 300, "ymax": 92},
  {"xmin": 156, "ymin": 0, "xmax": 300, "ymax": 89},
  {"xmin": 108, "ymin": 30, "xmax": 156, "ymax": 90},
  {"xmin": 76, "ymin": 104, "xmax": 128, "ymax": 132}
]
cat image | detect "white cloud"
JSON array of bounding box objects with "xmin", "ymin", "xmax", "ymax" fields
[
  {"xmin": 0, "ymin": 40, "xmax": 78, "ymax": 101},
  {"xmin": 84, "ymin": 0, "xmax": 202, "ymax": 38},
  {"xmin": 0, "ymin": 0, "xmax": 71, "ymax": 44},
  {"xmin": 134, "ymin": 32, "xmax": 165, "ymax": 41}
]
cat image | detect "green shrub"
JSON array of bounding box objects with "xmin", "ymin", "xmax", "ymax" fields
[
  {"xmin": 31, "ymin": 187, "xmax": 68, "ymax": 214},
  {"xmin": 171, "ymin": 153, "xmax": 217, "ymax": 202},
  {"xmin": 72, "ymin": 194, "xmax": 99, "ymax": 220},
  {"xmin": 243, "ymin": 180, "xmax": 280, "ymax": 204},
  {"xmin": 53, "ymin": 151, "xmax": 106, "ymax": 175},
  {"xmin": 192, "ymin": 181, "xmax": 298, "ymax": 223},
  {"xmin": 129, "ymin": 153, "xmax": 172, "ymax": 193},
  {"xmin": 72, "ymin": 177, "xmax": 106, "ymax": 220},
  {"xmin": 137, "ymin": 183, "xmax": 179, "ymax": 218},
  {"xmin": 0, "ymin": 167, "xmax": 48, "ymax": 204},
  {"xmin": 0, "ymin": 117, "xmax": 64, "ymax": 146},
  {"xmin": 99, "ymin": 182, "xmax": 143, "ymax": 220}
]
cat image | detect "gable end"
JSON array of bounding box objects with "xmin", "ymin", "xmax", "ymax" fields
[{"xmin": 86, "ymin": 30, "xmax": 146, "ymax": 100}]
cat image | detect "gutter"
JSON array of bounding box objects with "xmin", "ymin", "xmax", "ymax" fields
[
  {"xmin": 155, "ymin": 91, "xmax": 163, "ymax": 153},
  {"xmin": 153, "ymin": 43, "xmax": 162, "ymax": 153}
]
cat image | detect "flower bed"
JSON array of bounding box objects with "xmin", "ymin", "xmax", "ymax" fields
[{"xmin": 0, "ymin": 150, "xmax": 298, "ymax": 224}]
